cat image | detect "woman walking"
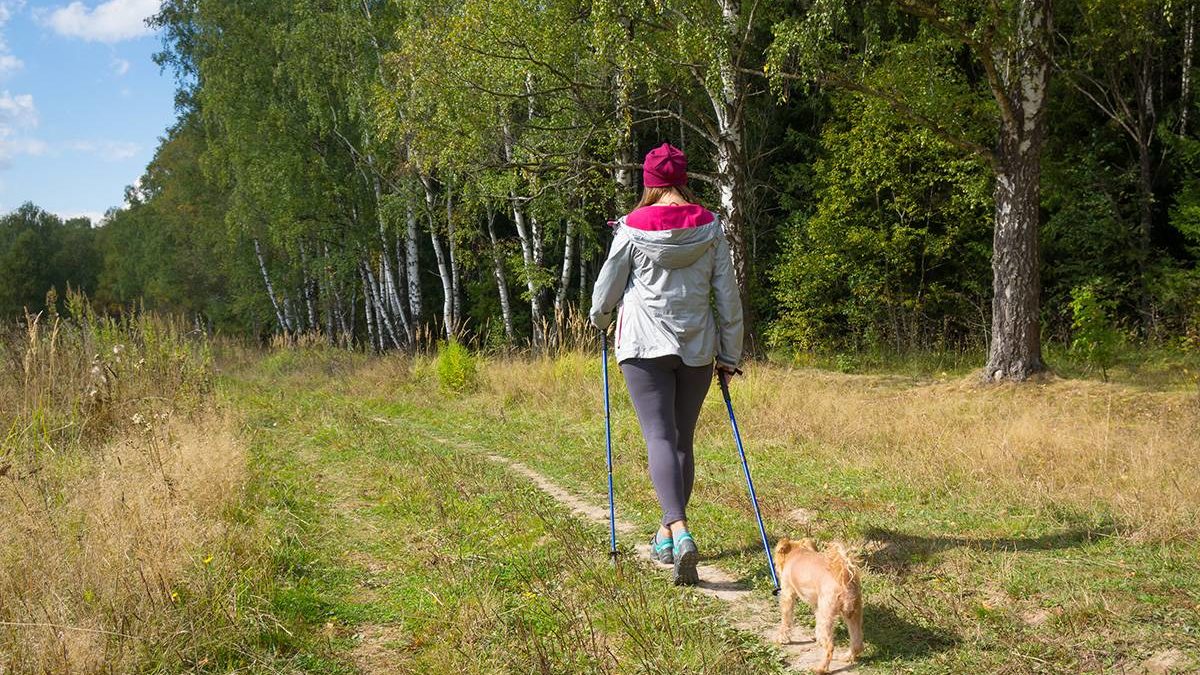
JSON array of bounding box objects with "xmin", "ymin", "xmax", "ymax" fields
[{"xmin": 590, "ymin": 142, "xmax": 744, "ymax": 586}]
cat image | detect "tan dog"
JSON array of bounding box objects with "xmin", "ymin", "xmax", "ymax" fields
[{"xmin": 773, "ymin": 537, "xmax": 864, "ymax": 673}]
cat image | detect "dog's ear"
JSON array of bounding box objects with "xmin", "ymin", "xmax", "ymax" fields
[{"xmin": 774, "ymin": 537, "xmax": 793, "ymax": 557}]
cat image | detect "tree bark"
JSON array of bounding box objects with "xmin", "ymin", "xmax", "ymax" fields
[
  {"xmin": 707, "ymin": 0, "xmax": 756, "ymax": 343},
  {"xmin": 613, "ymin": 15, "xmax": 637, "ymax": 212},
  {"xmin": 445, "ymin": 189, "xmax": 463, "ymax": 331},
  {"xmin": 300, "ymin": 241, "xmax": 318, "ymax": 335},
  {"xmin": 405, "ymin": 191, "xmax": 423, "ymax": 322},
  {"xmin": 501, "ymin": 121, "xmax": 546, "ymax": 347},
  {"xmin": 1183, "ymin": 1, "xmax": 1195, "ymax": 133},
  {"xmin": 983, "ymin": 0, "xmax": 1050, "ymax": 382},
  {"xmin": 486, "ymin": 210, "xmax": 516, "ymax": 342},
  {"xmin": 359, "ymin": 262, "xmax": 378, "ymax": 352},
  {"xmin": 554, "ymin": 220, "xmax": 576, "ymax": 325},
  {"xmin": 254, "ymin": 237, "xmax": 289, "ymax": 334},
  {"xmin": 422, "ymin": 176, "xmax": 456, "ymax": 340}
]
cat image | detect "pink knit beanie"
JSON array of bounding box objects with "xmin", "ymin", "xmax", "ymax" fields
[{"xmin": 642, "ymin": 143, "xmax": 688, "ymax": 187}]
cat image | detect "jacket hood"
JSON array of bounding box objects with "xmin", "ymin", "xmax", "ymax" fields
[{"xmin": 618, "ymin": 215, "xmax": 721, "ymax": 269}]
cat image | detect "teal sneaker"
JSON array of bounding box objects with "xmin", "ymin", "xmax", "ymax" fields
[
  {"xmin": 672, "ymin": 532, "xmax": 699, "ymax": 586},
  {"xmin": 650, "ymin": 531, "xmax": 673, "ymax": 565}
]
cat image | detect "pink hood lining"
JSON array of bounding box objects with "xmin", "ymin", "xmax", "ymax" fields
[{"xmin": 625, "ymin": 204, "xmax": 714, "ymax": 231}]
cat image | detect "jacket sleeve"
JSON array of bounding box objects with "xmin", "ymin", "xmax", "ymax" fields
[
  {"xmin": 589, "ymin": 226, "xmax": 633, "ymax": 331},
  {"xmin": 712, "ymin": 228, "xmax": 744, "ymax": 368}
]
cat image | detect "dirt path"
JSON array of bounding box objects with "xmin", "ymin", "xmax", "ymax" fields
[{"xmin": 376, "ymin": 417, "xmax": 858, "ymax": 674}]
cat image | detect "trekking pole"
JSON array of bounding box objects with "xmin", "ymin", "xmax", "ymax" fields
[
  {"xmin": 601, "ymin": 330, "xmax": 618, "ymax": 562},
  {"xmin": 718, "ymin": 369, "xmax": 781, "ymax": 595}
]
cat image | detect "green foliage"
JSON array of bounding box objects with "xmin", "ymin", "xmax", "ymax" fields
[
  {"xmin": 0, "ymin": 203, "xmax": 100, "ymax": 318},
  {"xmin": 434, "ymin": 339, "xmax": 478, "ymax": 393},
  {"xmin": 769, "ymin": 96, "xmax": 991, "ymax": 352},
  {"xmin": 1070, "ymin": 282, "xmax": 1124, "ymax": 380}
]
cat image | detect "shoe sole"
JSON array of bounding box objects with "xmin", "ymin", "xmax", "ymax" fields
[{"xmin": 673, "ymin": 547, "xmax": 699, "ymax": 586}]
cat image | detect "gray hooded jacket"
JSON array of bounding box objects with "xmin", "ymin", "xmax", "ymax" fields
[{"xmin": 589, "ymin": 213, "xmax": 743, "ymax": 369}]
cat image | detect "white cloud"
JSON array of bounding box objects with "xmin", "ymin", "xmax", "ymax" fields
[
  {"xmin": 0, "ymin": 90, "xmax": 42, "ymax": 167},
  {"xmin": 40, "ymin": 0, "xmax": 160, "ymax": 43},
  {"xmin": 0, "ymin": 54, "xmax": 20, "ymax": 75},
  {"xmin": 0, "ymin": 2, "xmax": 26, "ymax": 25},
  {"xmin": 0, "ymin": 1, "xmax": 25, "ymax": 78},
  {"xmin": 63, "ymin": 139, "xmax": 140, "ymax": 161},
  {"xmin": 111, "ymin": 56, "xmax": 129, "ymax": 76},
  {"xmin": 0, "ymin": 90, "xmax": 36, "ymax": 128}
]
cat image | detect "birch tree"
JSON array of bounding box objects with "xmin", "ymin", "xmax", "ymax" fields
[{"xmin": 769, "ymin": 0, "xmax": 1054, "ymax": 381}]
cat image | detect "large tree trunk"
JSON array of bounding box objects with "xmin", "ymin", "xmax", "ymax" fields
[
  {"xmin": 707, "ymin": 0, "xmax": 755, "ymax": 342},
  {"xmin": 486, "ymin": 210, "xmax": 516, "ymax": 342},
  {"xmin": 984, "ymin": 0, "xmax": 1050, "ymax": 382}
]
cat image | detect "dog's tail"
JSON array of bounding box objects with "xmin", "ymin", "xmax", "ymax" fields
[{"xmin": 825, "ymin": 542, "xmax": 862, "ymax": 614}]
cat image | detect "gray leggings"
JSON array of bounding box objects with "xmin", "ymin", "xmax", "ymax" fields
[{"xmin": 620, "ymin": 355, "xmax": 714, "ymax": 527}]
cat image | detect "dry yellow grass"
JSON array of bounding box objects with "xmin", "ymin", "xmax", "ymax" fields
[
  {"xmin": 0, "ymin": 412, "xmax": 244, "ymax": 672},
  {"xmin": 474, "ymin": 353, "xmax": 1200, "ymax": 540},
  {"xmin": 0, "ymin": 302, "xmax": 245, "ymax": 673}
]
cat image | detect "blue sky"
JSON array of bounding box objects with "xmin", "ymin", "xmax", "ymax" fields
[{"xmin": 0, "ymin": 0, "xmax": 177, "ymax": 223}]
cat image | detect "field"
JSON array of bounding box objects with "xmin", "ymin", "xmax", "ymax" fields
[{"xmin": 3, "ymin": 327, "xmax": 1198, "ymax": 673}]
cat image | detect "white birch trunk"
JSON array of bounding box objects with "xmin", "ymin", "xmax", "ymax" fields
[
  {"xmin": 445, "ymin": 189, "xmax": 463, "ymax": 330},
  {"xmin": 554, "ymin": 221, "xmax": 576, "ymax": 322},
  {"xmin": 486, "ymin": 210, "xmax": 516, "ymax": 342},
  {"xmin": 501, "ymin": 121, "xmax": 545, "ymax": 346},
  {"xmin": 421, "ymin": 176, "xmax": 456, "ymax": 340},
  {"xmin": 405, "ymin": 190, "xmax": 423, "ymax": 322},
  {"xmin": 254, "ymin": 238, "xmax": 290, "ymax": 334},
  {"xmin": 361, "ymin": 264, "xmax": 378, "ymax": 352},
  {"xmin": 983, "ymin": 0, "xmax": 1051, "ymax": 381},
  {"xmin": 300, "ymin": 242, "xmax": 318, "ymax": 334},
  {"xmin": 1184, "ymin": 2, "xmax": 1195, "ymax": 133}
]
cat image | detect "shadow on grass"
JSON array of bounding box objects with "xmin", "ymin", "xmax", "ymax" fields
[
  {"xmin": 705, "ymin": 542, "xmax": 772, "ymax": 562},
  {"xmin": 863, "ymin": 603, "xmax": 959, "ymax": 663},
  {"xmin": 864, "ymin": 523, "xmax": 1115, "ymax": 576}
]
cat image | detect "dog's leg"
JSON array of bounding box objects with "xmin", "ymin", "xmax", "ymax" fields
[
  {"xmin": 813, "ymin": 601, "xmax": 836, "ymax": 674},
  {"xmin": 846, "ymin": 604, "xmax": 864, "ymax": 662},
  {"xmin": 775, "ymin": 589, "xmax": 796, "ymax": 644}
]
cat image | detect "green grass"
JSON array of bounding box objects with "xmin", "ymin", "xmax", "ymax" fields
[
  {"xmin": 159, "ymin": 346, "xmax": 1197, "ymax": 673},
  {"xmin": 195, "ymin": 366, "xmax": 786, "ymax": 673},
  {"xmin": 771, "ymin": 341, "xmax": 1200, "ymax": 390},
  {"xmin": 354, "ymin": 355, "xmax": 1198, "ymax": 673}
]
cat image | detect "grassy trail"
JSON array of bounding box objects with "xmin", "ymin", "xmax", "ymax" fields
[
  {"xmin": 217, "ymin": 352, "xmax": 1199, "ymax": 673},
  {"xmin": 223, "ymin": 368, "xmax": 783, "ymax": 673}
]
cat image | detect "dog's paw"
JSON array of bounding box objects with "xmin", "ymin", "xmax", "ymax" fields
[{"xmin": 773, "ymin": 629, "xmax": 791, "ymax": 644}]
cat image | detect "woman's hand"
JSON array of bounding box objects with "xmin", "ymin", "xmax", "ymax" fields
[{"xmin": 715, "ymin": 364, "xmax": 742, "ymax": 385}]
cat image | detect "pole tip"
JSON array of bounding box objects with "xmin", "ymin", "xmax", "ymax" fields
[{"xmin": 772, "ymin": 587, "xmax": 781, "ymax": 596}]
